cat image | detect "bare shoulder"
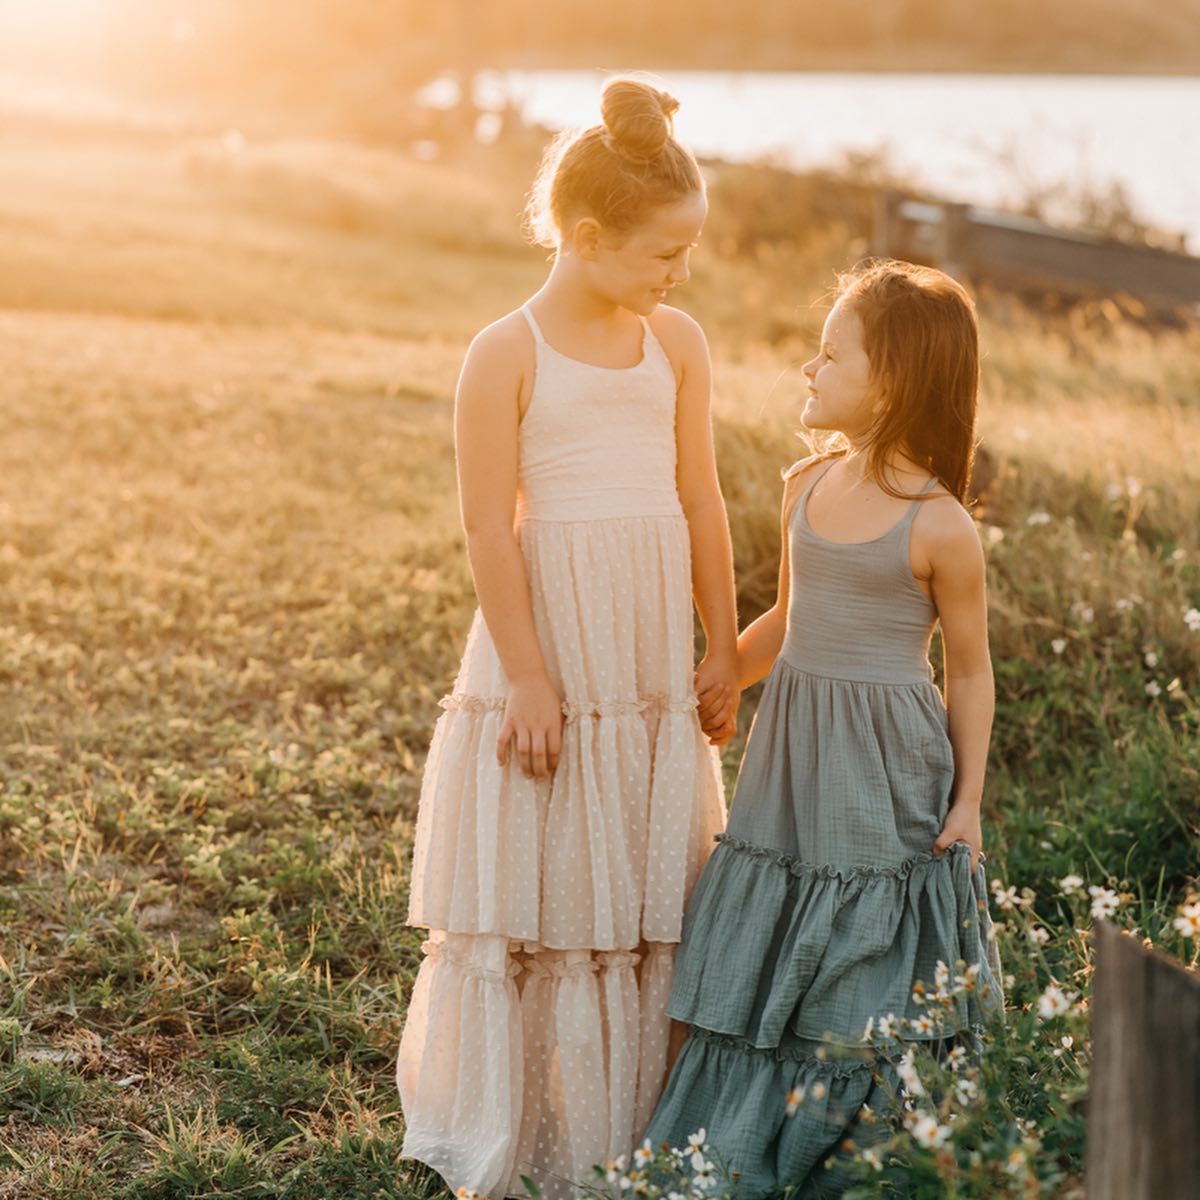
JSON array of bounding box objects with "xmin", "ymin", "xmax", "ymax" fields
[
  {"xmin": 456, "ymin": 310, "xmax": 536, "ymax": 422},
  {"xmin": 647, "ymin": 304, "xmax": 708, "ymax": 379},
  {"xmin": 913, "ymin": 490, "xmax": 983, "ymax": 557},
  {"xmin": 464, "ymin": 309, "xmax": 536, "ymax": 372},
  {"xmin": 781, "ymin": 453, "xmax": 832, "ymax": 518}
]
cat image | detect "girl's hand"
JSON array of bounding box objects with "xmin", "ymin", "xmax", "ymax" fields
[
  {"xmin": 694, "ymin": 656, "xmax": 740, "ymax": 747},
  {"xmin": 933, "ymin": 802, "xmax": 983, "ymax": 874},
  {"xmin": 496, "ymin": 674, "xmax": 565, "ymax": 780},
  {"xmin": 696, "ymin": 682, "xmax": 729, "ymax": 737}
]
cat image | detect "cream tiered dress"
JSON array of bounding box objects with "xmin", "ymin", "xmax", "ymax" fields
[{"xmin": 398, "ymin": 305, "xmax": 727, "ymax": 1199}]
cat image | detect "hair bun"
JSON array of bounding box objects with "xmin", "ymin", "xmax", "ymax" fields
[{"xmin": 600, "ymin": 78, "xmax": 679, "ymax": 164}]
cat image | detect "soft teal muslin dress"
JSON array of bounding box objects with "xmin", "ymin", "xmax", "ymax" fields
[{"xmin": 645, "ymin": 460, "xmax": 1005, "ymax": 1196}]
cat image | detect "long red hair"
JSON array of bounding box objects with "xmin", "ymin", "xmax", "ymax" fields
[{"xmin": 831, "ymin": 260, "xmax": 980, "ymax": 504}]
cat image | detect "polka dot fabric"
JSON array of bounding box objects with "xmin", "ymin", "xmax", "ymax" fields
[{"xmin": 398, "ymin": 306, "xmax": 727, "ymax": 1198}]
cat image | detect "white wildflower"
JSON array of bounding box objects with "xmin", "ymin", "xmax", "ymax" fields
[
  {"xmin": 1088, "ymin": 884, "xmax": 1121, "ymax": 920},
  {"xmin": 877, "ymin": 1014, "xmax": 900, "ymax": 1040},
  {"xmin": 686, "ymin": 1131, "xmax": 706, "ymax": 1151},
  {"xmin": 990, "ymin": 881, "xmax": 1021, "ymax": 911},
  {"xmin": 861, "ymin": 1015, "xmax": 875, "ymax": 1043},
  {"xmin": 1051, "ymin": 637, "xmax": 1067, "ymax": 655},
  {"xmin": 1071, "ymin": 601, "xmax": 1095, "ymax": 624},
  {"xmin": 911, "ymin": 1014, "xmax": 935, "ymax": 1035},
  {"xmin": 985, "ymin": 525, "xmax": 1004, "ymax": 544},
  {"xmin": 1144, "ymin": 650, "xmax": 1159, "ymax": 668},
  {"xmin": 1146, "ymin": 680, "xmax": 1162, "ymax": 698},
  {"xmin": 1059, "ymin": 874, "xmax": 1084, "ymax": 895},
  {"xmin": 946, "ymin": 1046, "xmax": 968, "ymax": 1072},
  {"xmin": 1173, "ymin": 901, "xmax": 1200, "ymax": 939},
  {"xmin": 955, "ymin": 962, "xmax": 983, "ymax": 989},
  {"xmin": 1029, "ymin": 926, "xmax": 1050, "ymax": 944},
  {"xmin": 1037, "ymin": 982, "xmax": 1073, "ymax": 1020},
  {"xmin": 1125, "ymin": 475, "xmax": 1143, "ymax": 497},
  {"xmin": 861, "ymin": 1147, "xmax": 884, "ymax": 1171},
  {"xmin": 910, "ymin": 1114, "xmax": 952, "ymax": 1149},
  {"xmin": 1185, "ymin": 607, "xmax": 1200, "ymax": 632},
  {"xmin": 633, "ymin": 1140, "xmax": 653, "ymax": 1168},
  {"xmin": 1104, "ymin": 483, "xmax": 1122, "ymax": 501},
  {"xmin": 1171, "ymin": 547, "xmax": 1186, "ymax": 562},
  {"xmin": 934, "ymin": 961, "xmax": 951, "ymax": 989},
  {"xmin": 692, "ymin": 1156, "xmax": 716, "ymax": 1190},
  {"xmin": 810, "ymin": 1082, "xmax": 827, "ymax": 1100},
  {"xmin": 785, "ymin": 1086, "xmax": 804, "ymax": 1116},
  {"xmin": 1114, "ymin": 597, "xmax": 1135, "ymax": 612},
  {"xmin": 896, "ymin": 1048, "xmax": 925, "ymax": 1098},
  {"xmin": 1052, "ymin": 1034, "xmax": 1075, "ymax": 1058},
  {"xmin": 1026, "ymin": 511, "xmax": 1052, "ymax": 526},
  {"xmin": 954, "ymin": 1076, "xmax": 979, "ymax": 1105}
]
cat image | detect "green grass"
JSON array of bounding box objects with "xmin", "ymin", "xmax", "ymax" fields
[{"xmin": 0, "ymin": 126, "xmax": 1197, "ymax": 1198}]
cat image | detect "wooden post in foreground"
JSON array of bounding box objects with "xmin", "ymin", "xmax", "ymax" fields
[{"xmin": 1086, "ymin": 918, "xmax": 1200, "ymax": 1198}]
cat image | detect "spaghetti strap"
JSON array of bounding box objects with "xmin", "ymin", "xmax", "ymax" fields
[
  {"xmin": 520, "ymin": 304, "xmax": 546, "ymax": 344},
  {"xmin": 804, "ymin": 459, "xmax": 839, "ymax": 496},
  {"xmin": 898, "ymin": 475, "xmax": 941, "ymax": 528}
]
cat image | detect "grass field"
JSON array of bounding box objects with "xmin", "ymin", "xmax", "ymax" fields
[{"xmin": 1, "ymin": 125, "xmax": 1198, "ymax": 1198}]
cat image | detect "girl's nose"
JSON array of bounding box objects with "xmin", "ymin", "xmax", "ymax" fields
[{"xmin": 801, "ymin": 357, "xmax": 817, "ymax": 378}]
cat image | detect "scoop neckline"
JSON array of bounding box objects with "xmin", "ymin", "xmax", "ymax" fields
[
  {"xmin": 800, "ymin": 470, "xmax": 935, "ymax": 547},
  {"xmin": 525, "ymin": 305, "xmax": 649, "ymax": 372}
]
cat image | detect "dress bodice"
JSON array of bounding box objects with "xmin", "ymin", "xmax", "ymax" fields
[{"xmin": 515, "ymin": 305, "xmax": 683, "ymax": 523}]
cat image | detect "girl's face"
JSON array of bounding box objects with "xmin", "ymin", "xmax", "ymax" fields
[
  {"xmin": 800, "ymin": 298, "xmax": 877, "ymax": 439},
  {"xmin": 575, "ymin": 189, "xmax": 707, "ymax": 315}
]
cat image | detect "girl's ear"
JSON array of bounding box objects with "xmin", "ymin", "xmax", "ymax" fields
[{"xmin": 571, "ymin": 217, "xmax": 602, "ymax": 261}]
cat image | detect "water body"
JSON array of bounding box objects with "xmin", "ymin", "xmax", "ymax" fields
[{"xmin": 480, "ymin": 70, "xmax": 1200, "ymax": 251}]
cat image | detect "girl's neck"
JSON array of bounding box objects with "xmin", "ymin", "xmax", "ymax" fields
[
  {"xmin": 535, "ymin": 257, "xmax": 626, "ymax": 327},
  {"xmin": 840, "ymin": 444, "xmax": 924, "ymax": 485}
]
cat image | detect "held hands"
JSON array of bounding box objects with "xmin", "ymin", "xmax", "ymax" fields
[
  {"xmin": 496, "ymin": 673, "xmax": 565, "ymax": 780},
  {"xmin": 933, "ymin": 801, "xmax": 983, "ymax": 874},
  {"xmin": 694, "ymin": 654, "xmax": 740, "ymax": 747}
]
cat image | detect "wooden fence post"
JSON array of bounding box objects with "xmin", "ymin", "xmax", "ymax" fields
[
  {"xmin": 1086, "ymin": 918, "xmax": 1200, "ymax": 1198},
  {"xmin": 871, "ymin": 189, "xmax": 900, "ymax": 260}
]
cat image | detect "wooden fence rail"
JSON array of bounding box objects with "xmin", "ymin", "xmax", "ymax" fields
[
  {"xmin": 1086, "ymin": 918, "xmax": 1200, "ymax": 1198},
  {"xmin": 871, "ymin": 190, "xmax": 1200, "ymax": 311}
]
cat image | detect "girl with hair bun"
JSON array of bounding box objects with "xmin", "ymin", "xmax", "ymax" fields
[{"xmin": 397, "ymin": 76, "xmax": 737, "ymax": 1198}]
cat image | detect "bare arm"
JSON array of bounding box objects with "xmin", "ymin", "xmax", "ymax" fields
[
  {"xmin": 734, "ymin": 460, "xmax": 818, "ymax": 689},
  {"xmin": 695, "ymin": 456, "xmax": 818, "ymax": 744},
  {"xmin": 660, "ymin": 309, "xmax": 740, "ymax": 744},
  {"xmin": 455, "ymin": 320, "xmax": 563, "ymax": 780},
  {"xmin": 671, "ymin": 315, "xmax": 738, "ymax": 657},
  {"xmin": 925, "ymin": 504, "xmax": 994, "ymax": 872}
]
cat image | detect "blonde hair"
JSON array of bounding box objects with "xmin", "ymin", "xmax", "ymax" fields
[{"xmin": 523, "ymin": 76, "xmax": 703, "ymax": 248}]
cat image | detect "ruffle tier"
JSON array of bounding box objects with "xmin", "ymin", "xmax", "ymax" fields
[
  {"xmin": 646, "ymin": 1026, "xmax": 951, "ymax": 1199},
  {"xmin": 398, "ymin": 933, "xmax": 677, "ymax": 1200},
  {"xmin": 407, "ymin": 692, "xmax": 724, "ymax": 948},
  {"xmin": 726, "ymin": 658, "xmax": 960, "ymax": 870},
  {"xmin": 667, "ymin": 837, "xmax": 1003, "ymax": 1048}
]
